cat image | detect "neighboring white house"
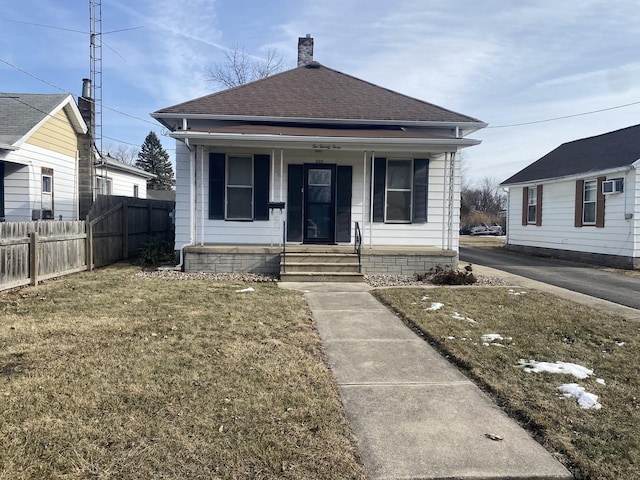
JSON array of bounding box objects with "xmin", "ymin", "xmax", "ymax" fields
[
  {"xmin": 152, "ymin": 36, "xmax": 486, "ymax": 275},
  {"xmin": 501, "ymin": 124, "xmax": 640, "ymax": 270},
  {"xmin": 0, "ymin": 93, "xmax": 87, "ymax": 222},
  {"xmin": 94, "ymin": 155, "xmax": 156, "ymax": 199}
]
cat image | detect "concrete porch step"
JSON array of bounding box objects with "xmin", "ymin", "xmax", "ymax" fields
[
  {"xmin": 283, "ymin": 252, "xmax": 359, "ymax": 264},
  {"xmin": 279, "ymin": 272, "xmax": 365, "ymax": 282},
  {"xmin": 283, "ymin": 262, "xmax": 361, "ymax": 273}
]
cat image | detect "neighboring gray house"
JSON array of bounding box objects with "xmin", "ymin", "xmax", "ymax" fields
[{"xmin": 501, "ymin": 124, "xmax": 640, "ymax": 269}]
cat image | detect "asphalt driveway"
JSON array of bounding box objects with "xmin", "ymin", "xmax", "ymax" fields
[{"xmin": 460, "ymin": 244, "xmax": 640, "ymax": 310}]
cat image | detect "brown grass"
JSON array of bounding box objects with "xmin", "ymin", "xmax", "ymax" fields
[
  {"xmin": 0, "ymin": 264, "xmax": 365, "ymax": 480},
  {"xmin": 373, "ymin": 286, "xmax": 640, "ymax": 480}
]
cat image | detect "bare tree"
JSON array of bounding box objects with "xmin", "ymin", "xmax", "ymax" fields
[
  {"xmin": 460, "ymin": 176, "xmax": 506, "ymax": 225},
  {"xmin": 103, "ymin": 142, "xmax": 139, "ymax": 165},
  {"xmin": 206, "ymin": 44, "xmax": 286, "ymax": 88}
]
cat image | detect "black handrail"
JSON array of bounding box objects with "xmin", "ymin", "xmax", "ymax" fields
[
  {"xmin": 354, "ymin": 221, "xmax": 362, "ymax": 273},
  {"xmin": 282, "ymin": 220, "xmax": 286, "ymax": 273}
]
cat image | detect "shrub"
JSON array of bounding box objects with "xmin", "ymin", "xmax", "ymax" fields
[
  {"xmin": 428, "ymin": 265, "xmax": 477, "ymax": 285},
  {"xmin": 136, "ymin": 237, "xmax": 175, "ymax": 267}
]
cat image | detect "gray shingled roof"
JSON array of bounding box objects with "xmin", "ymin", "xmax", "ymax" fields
[
  {"xmin": 154, "ymin": 62, "xmax": 482, "ymax": 124},
  {"xmin": 0, "ymin": 93, "xmax": 70, "ymax": 146},
  {"xmin": 502, "ymin": 123, "xmax": 640, "ymax": 185}
]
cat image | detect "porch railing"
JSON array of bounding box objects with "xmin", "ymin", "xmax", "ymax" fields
[
  {"xmin": 354, "ymin": 221, "xmax": 362, "ymax": 273},
  {"xmin": 281, "ymin": 220, "xmax": 286, "ymax": 273}
]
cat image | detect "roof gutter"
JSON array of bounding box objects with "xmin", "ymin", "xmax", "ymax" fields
[
  {"xmin": 501, "ymin": 164, "xmax": 637, "ymax": 188},
  {"xmin": 167, "ymin": 131, "xmax": 481, "ymax": 149},
  {"xmin": 151, "ymin": 112, "xmax": 487, "ymax": 131}
]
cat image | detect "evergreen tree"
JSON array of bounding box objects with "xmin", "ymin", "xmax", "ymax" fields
[{"xmin": 136, "ymin": 131, "xmax": 175, "ymax": 190}]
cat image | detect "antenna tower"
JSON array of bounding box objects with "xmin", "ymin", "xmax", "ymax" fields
[{"xmin": 90, "ymin": 0, "xmax": 102, "ymax": 156}]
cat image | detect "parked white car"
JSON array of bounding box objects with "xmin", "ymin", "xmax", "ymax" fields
[{"xmin": 470, "ymin": 223, "xmax": 503, "ymax": 236}]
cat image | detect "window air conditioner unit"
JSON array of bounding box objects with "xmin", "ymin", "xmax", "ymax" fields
[
  {"xmin": 602, "ymin": 178, "xmax": 624, "ymax": 194},
  {"xmin": 32, "ymin": 209, "xmax": 54, "ymax": 220}
]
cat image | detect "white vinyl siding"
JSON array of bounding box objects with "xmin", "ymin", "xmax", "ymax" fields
[
  {"xmin": 507, "ymin": 172, "xmax": 638, "ymax": 259},
  {"xmin": 173, "ymin": 146, "xmax": 458, "ymax": 250},
  {"xmin": 2, "ymin": 143, "xmax": 77, "ymax": 221}
]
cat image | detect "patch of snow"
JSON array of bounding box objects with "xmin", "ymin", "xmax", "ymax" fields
[
  {"xmin": 426, "ymin": 302, "xmax": 444, "ymax": 311},
  {"xmin": 482, "ymin": 342, "xmax": 490, "ymax": 346},
  {"xmin": 490, "ymin": 343, "xmax": 505, "ymax": 347},
  {"xmin": 447, "ymin": 336, "xmax": 456, "ymax": 340},
  {"xmin": 482, "ymin": 333, "xmax": 503, "ymax": 342},
  {"xmin": 452, "ymin": 312, "xmax": 476, "ymax": 323},
  {"xmin": 558, "ymin": 383, "xmax": 602, "ymax": 410},
  {"xmin": 596, "ymin": 378, "xmax": 606, "ymax": 385},
  {"xmin": 507, "ymin": 289, "xmax": 527, "ymax": 295},
  {"xmin": 616, "ymin": 341, "xmax": 626, "ymax": 347},
  {"xmin": 421, "ymin": 295, "xmax": 429, "ymax": 301},
  {"xmin": 235, "ymin": 287, "xmax": 255, "ymax": 293},
  {"xmin": 518, "ymin": 359, "xmax": 594, "ymax": 379}
]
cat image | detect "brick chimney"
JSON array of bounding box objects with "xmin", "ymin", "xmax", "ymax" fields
[
  {"xmin": 297, "ymin": 34, "xmax": 314, "ymax": 66},
  {"xmin": 77, "ymin": 78, "xmax": 95, "ymax": 219}
]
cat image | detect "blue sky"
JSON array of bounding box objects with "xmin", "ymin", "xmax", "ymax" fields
[{"xmin": 3, "ymin": 0, "xmax": 640, "ymax": 185}]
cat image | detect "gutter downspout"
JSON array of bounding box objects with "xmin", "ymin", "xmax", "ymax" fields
[{"xmin": 173, "ymin": 140, "xmax": 194, "ymax": 270}]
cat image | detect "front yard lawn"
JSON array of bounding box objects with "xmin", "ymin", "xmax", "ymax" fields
[
  {"xmin": 0, "ymin": 264, "xmax": 365, "ymax": 479},
  {"xmin": 373, "ymin": 286, "xmax": 640, "ymax": 480}
]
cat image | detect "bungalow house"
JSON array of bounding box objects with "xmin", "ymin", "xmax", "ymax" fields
[
  {"xmin": 0, "ymin": 93, "xmax": 87, "ymax": 222},
  {"xmin": 152, "ymin": 36, "xmax": 486, "ymax": 279},
  {"xmin": 501, "ymin": 124, "xmax": 640, "ymax": 269}
]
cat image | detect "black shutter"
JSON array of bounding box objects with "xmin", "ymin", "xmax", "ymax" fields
[
  {"xmin": 412, "ymin": 158, "xmax": 428, "ymax": 223},
  {"xmin": 373, "ymin": 157, "xmax": 386, "ymax": 222},
  {"xmin": 209, "ymin": 153, "xmax": 225, "ymax": 219},
  {"xmin": 336, "ymin": 165, "xmax": 352, "ymax": 242},
  {"xmin": 287, "ymin": 165, "xmax": 303, "ymax": 242},
  {"xmin": 253, "ymin": 154, "xmax": 270, "ymax": 221}
]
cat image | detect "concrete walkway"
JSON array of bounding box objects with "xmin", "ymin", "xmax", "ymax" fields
[{"xmin": 280, "ymin": 281, "xmax": 573, "ymax": 480}]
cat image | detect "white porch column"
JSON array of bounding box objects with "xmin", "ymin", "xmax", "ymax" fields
[
  {"xmin": 199, "ymin": 145, "xmax": 205, "ymax": 246},
  {"xmin": 369, "ymin": 151, "xmax": 375, "ymax": 249},
  {"xmin": 362, "ymin": 151, "xmax": 367, "ymax": 240}
]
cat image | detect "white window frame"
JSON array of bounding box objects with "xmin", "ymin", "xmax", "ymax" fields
[
  {"xmin": 583, "ymin": 179, "xmax": 597, "ymax": 225},
  {"xmin": 225, "ymin": 154, "xmax": 254, "ymax": 220},
  {"xmin": 96, "ymin": 176, "xmax": 112, "ymax": 195},
  {"xmin": 385, "ymin": 159, "xmax": 413, "ymax": 223},
  {"xmin": 41, "ymin": 169, "xmax": 53, "ymax": 211},
  {"xmin": 527, "ymin": 187, "xmax": 537, "ymax": 224}
]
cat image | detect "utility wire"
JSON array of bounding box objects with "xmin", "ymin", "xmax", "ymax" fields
[
  {"xmin": 0, "ymin": 57, "xmax": 159, "ymax": 127},
  {"xmin": 487, "ymin": 100, "xmax": 640, "ymax": 128}
]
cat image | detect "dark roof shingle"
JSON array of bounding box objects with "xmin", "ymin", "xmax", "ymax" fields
[
  {"xmin": 154, "ymin": 63, "xmax": 482, "ymax": 124},
  {"xmin": 502, "ymin": 123, "xmax": 640, "ymax": 185}
]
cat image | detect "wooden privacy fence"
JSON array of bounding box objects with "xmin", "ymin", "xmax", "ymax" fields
[
  {"xmin": 88, "ymin": 195, "xmax": 174, "ymax": 268},
  {"xmin": 0, "ymin": 196, "xmax": 175, "ymax": 291},
  {"xmin": 0, "ymin": 221, "xmax": 87, "ymax": 291}
]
